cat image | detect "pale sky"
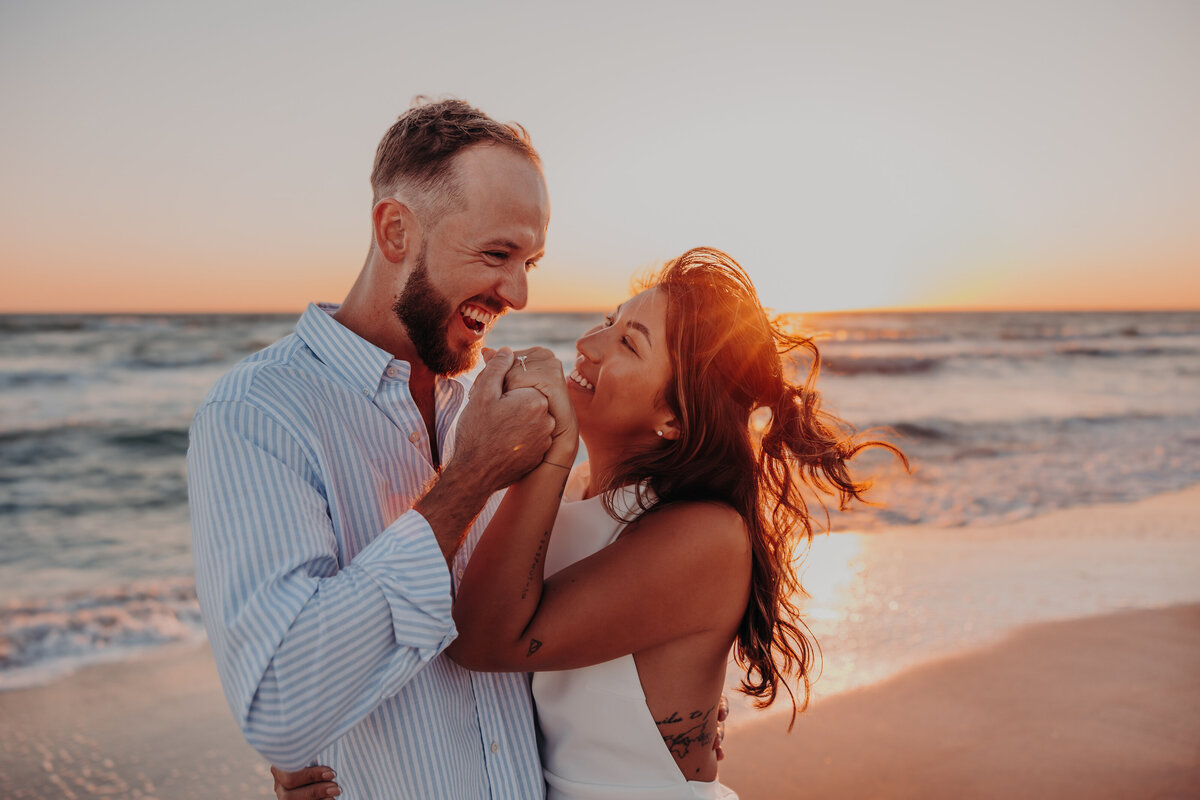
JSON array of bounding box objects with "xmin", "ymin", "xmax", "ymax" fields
[{"xmin": 2, "ymin": 0, "xmax": 1198, "ymax": 313}]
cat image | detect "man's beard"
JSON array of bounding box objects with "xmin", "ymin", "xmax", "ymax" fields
[{"xmin": 391, "ymin": 249, "xmax": 480, "ymax": 377}]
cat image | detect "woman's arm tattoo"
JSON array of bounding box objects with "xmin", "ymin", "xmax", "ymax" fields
[{"xmin": 520, "ymin": 530, "xmax": 551, "ymax": 600}]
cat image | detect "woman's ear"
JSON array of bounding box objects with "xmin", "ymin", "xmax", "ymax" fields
[
  {"xmin": 372, "ymin": 198, "xmax": 415, "ymax": 263},
  {"xmin": 656, "ymin": 416, "xmax": 681, "ymax": 441}
]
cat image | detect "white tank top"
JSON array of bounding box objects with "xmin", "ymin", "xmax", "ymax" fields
[{"xmin": 533, "ymin": 468, "xmax": 738, "ymax": 800}]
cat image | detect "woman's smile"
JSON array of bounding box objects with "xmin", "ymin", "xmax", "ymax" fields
[{"xmin": 567, "ymin": 367, "xmax": 595, "ymax": 392}]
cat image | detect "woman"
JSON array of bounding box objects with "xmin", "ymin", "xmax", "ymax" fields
[{"xmin": 276, "ymin": 247, "xmax": 902, "ymax": 798}]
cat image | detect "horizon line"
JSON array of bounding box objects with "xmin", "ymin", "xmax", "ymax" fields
[{"xmin": 2, "ymin": 304, "xmax": 1200, "ymax": 316}]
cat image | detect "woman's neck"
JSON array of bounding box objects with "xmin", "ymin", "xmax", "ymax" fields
[{"xmin": 579, "ymin": 438, "xmax": 619, "ymax": 501}]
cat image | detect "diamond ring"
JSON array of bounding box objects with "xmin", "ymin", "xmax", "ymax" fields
[{"xmin": 516, "ymin": 355, "xmax": 528, "ymax": 371}]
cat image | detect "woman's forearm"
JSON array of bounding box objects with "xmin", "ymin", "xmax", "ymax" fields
[{"xmin": 447, "ymin": 459, "xmax": 572, "ymax": 669}]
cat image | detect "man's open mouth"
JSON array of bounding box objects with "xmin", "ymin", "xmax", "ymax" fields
[{"xmin": 459, "ymin": 303, "xmax": 498, "ymax": 336}]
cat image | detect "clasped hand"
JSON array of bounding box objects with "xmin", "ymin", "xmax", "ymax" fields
[
  {"xmin": 447, "ymin": 347, "xmax": 577, "ymax": 497},
  {"xmin": 485, "ymin": 346, "xmax": 578, "ymax": 468}
]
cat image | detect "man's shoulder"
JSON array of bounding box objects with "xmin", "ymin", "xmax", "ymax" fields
[{"xmin": 200, "ymin": 333, "xmax": 313, "ymax": 408}]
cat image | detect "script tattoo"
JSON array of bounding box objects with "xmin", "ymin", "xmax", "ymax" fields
[
  {"xmin": 520, "ymin": 530, "xmax": 551, "ymax": 600},
  {"xmin": 655, "ymin": 704, "xmax": 715, "ymax": 760},
  {"xmin": 527, "ymin": 638, "xmax": 543, "ymax": 657}
]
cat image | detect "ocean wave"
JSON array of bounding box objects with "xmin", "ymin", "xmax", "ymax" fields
[
  {"xmin": 1055, "ymin": 344, "xmax": 1200, "ymax": 359},
  {"xmin": 887, "ymin": 421, "xmax": 955, "ymax": 441},
  {"xmin": 0, "ymin": 316, "xmax": 89, "ymax": 334},
  {"xmin": 0, "ymin": 370, "xmax": 74, "ymax": 389},
  {"xmin": 822, "ymin": 356, "xmax": 942, "ymax": 376},
  {"xmin": 0, "ymin": 424, "xmax": 190, "ymax": 461},
  {"xmin": 0, "ymin": 578, "xmax": 205, "ymax": 690}
]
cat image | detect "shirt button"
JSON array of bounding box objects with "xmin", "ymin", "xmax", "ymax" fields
[
  {"xmin": 361, "ymin": 388, "xmax": 370, "ymax": 396},
  {"xmin": 490, "ymin": 741, "xmax": 499, "ymax": 753},
  {"xmin": 386, "ymin": 367, "xmax": 399, "ymax": 378},
  {"xmin": 408, "ymin": 431, "xmax": 421, "ymax": 443},
  {"xmin": 456, "ymin": 567, "xmax": 464, "ymax": 580}
]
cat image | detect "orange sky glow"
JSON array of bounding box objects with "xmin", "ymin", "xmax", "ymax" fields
[{"xmin": 2, "ymin": 2, "xmax": 1198, "ymax": 315}]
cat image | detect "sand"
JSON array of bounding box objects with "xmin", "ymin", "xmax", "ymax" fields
[
  {"xmin": 0, "ymin": 643, "xmax": 269, "ymax": 799},
  {"xmin": 3, "ymin": 487, "xmax": 1199, "ymax": 799},
  {"xmin": 719, "ymin": 604, "xmax": 1200, "ymax": 799},
  {"xmin": 3, "ymin": 606, "xmax": 1196, "ymax": 799}
]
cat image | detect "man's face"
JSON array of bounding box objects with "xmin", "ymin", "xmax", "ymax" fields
[
  {"xmin": 392, "ymin": 145, "xmax": 550, "ymax": 376},
  {"xmin": 391, "ymin": 242, "xmax": 470, "ymax": 375}
]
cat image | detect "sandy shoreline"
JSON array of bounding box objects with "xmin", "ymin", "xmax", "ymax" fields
[
  {"xmin": 3, "ymin": 486, "xmax": 1198, "ymax": 798},
  {"xmin": 3, "ymin": 605, "xmax": 1196, "ymax": 799}
]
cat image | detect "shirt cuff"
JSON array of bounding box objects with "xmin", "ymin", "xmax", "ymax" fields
[{"xmin": 355, "ymin": 510, "xmax": 457, "ymax": 671}]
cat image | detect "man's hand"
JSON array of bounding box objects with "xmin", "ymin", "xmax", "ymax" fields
[
  {"xmin": 450, "ymin": 347, "xmax": 556, "ymax": 494},
  {"xmin": 415, "ymin": 348, "xmax": 556, "ymax": 562},
  {"xmin": 714, "ymin": 693, "xmax": 729, "ymax": 760},
  {"xmin": 271, "ymin": 764, "xmax": 340, "ymax": 799},
  {"xmin": 485, "ymin": 346, "xmax": 578, "ymax": 467}
]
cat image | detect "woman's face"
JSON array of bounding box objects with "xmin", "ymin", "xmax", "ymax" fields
[{"xmin": 568, "ymin": 287, "xmax": 675, "ymax": 446}]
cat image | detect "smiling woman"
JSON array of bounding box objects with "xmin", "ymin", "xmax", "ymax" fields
[
  {"xmin": 439, "ymin": 247, "xmax": 907, "ymax": 798},
  {"xmin": 565, "ymin": 289, "xmax": 678, "ymax": 448}
]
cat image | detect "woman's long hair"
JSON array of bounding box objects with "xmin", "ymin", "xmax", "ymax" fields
[{"xmin": 595, "ymin": 247, "xmax": 906, "ymax": 728}]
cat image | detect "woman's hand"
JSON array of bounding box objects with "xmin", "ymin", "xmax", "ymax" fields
[
  {"xmin": 486, "ymin": 346, "xmax": 578, "ymax": 466},
  {"xmin": 270, "ymin": 764, "xmax": 340, "ymax": 799}
]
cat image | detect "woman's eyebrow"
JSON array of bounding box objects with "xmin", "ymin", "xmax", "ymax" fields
[{"xmin": 626, "ymin": 320, "xmax": 653, "ymax": 347}]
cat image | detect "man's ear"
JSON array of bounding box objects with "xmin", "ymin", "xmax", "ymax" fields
[{"xmin": 372, "ymin": 198, "xmax": 416, "ymax": 263}]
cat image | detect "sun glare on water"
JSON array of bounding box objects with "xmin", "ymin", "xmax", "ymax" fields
[{"xmin": 797, "ymin": 532, "xmax": 866, "ymax": 621}]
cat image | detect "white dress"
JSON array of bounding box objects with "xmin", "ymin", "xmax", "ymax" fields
[{"xmin": 533, "ymin": 468, "xmax": 738, "ymax": 800}]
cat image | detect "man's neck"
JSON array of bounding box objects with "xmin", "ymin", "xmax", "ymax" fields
[
  {"xmin": 332, "ymin": 298, "xmax": 442, "ymax": 464},
  {"xmin": 407, "ymin": 367, "xmax": 441, "ymax": 468}
]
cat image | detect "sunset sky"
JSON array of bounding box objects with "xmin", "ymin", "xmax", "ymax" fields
[{"xmin": 2, "ymin": 0, "xmax": 1198, "ymax": 314}]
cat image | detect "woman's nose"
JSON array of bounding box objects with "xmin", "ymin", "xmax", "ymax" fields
[{"xmin": 576, "ymin": 327, "xmax": 603, "ymax": 361}]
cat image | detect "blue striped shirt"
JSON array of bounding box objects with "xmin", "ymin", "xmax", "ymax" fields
[{"xmin": 187, "ymin": 303, "xmax": 544, "ymax": 799}]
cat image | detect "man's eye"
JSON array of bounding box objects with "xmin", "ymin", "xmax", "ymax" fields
[
  {"xmin": 484, "ymin": 251, "xmax": 506, "ymax": 261},
  {"xmin": 525, "ymin": 260, "xmax": 540, "ymax": 272}
]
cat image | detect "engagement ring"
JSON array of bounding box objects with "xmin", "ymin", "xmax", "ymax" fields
[{"xmin": 517, "ymin": 355, "xmax": 528, "ymax": 371}]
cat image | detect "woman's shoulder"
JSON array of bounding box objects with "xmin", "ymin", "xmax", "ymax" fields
[{"xmin": 627, "ymin": 499, "xmax": 750, "ymax": 561}]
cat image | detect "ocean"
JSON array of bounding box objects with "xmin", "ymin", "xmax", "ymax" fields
[{"xmin": 2, "ymin": 309, "xmax": 1199, "ymax": 691}]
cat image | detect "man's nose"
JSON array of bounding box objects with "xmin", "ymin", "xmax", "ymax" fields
[{"xmin": 495, "ymin": 263, "xmax": 528, "ymax": 311}]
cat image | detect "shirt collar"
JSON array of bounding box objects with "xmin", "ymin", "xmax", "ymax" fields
[{"xmin": 295, "ymin": 303, "xmax": 472, "ymax": 399}]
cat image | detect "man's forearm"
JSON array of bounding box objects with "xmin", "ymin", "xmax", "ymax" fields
[
  {"xmin": 211, "ymin": 512, "xmax": 456, "ymax": 768},
  {"xmin": 415, "ymin": 462, "xmax": 496, "ymax": 564}
]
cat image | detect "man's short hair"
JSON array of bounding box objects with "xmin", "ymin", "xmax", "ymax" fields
[{"xmin": 371, "ymin": 97, "xmax": 540, "ymax": 221}]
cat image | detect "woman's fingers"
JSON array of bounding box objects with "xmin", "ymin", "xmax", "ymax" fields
[{"xmin": 270, "ymin": 764, "xmax": 341, "ymax": 799}]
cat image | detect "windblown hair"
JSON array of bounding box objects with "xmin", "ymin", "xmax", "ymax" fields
[
  {"xmin": 597, "ymin": 247, "xmax": 906, "ymax": 728},
  {"xmin": 370, "ymin": 97, "xmax": 540, "ymax": 217}
]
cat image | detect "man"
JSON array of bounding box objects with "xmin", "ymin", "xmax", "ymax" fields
[{"xmin": 188, "ymin": 99, "xmax": 556, "ymax": 798}]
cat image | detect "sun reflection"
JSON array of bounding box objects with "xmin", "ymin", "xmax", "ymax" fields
[{"xmin": 796, "ymin": 532, "xmax": 865, "ymax": 621}]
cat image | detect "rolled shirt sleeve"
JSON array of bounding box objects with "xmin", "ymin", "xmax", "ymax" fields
[{"xmin": 188, "ymin": 398, "xmax": 456, "ymax": 768}]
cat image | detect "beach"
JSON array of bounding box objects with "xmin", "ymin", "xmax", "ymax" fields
[
  {"xmin": 4, "ymin": 484, "xmax": 1198, "ymax": 799},
  {"xmin": 720, "ymin": 603, "xmax": 1200, "ymax": 800}
]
